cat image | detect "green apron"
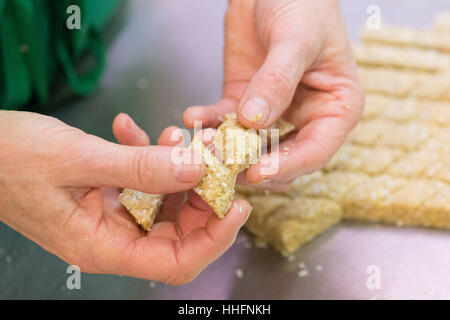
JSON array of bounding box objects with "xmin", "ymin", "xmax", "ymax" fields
[{"xmin": 0, "ymin": 0, "xmax": 120, "ymax": 111}]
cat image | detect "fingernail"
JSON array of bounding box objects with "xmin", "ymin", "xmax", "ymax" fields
[
  {"xmin": 174, "ymin": 163, "xmax": 204, "ymax": 183},
  {"xmin": 240, "ymin": 204, "xmax": 252, "ymax": 227},
  {"xmin": 240, "ymin": 96, "xmax": 270, "ymax": 124},
  {"xmin": 124, "ymin": 114, "xmax": 134, "ymax": 130}
]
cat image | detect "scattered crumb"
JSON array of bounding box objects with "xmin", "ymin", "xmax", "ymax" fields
[
  {"xmin": 149, "ymin": 281, "xmax": 156, "ymax": 288},
  {"xmin": 287, "ymin": 255, "xmax": 295, "ymax": 261},
  {"xmin": 251, "ymin": 113, "xmax": 262, "ymax": 123},
  {"xmin": 243, "ymin": 242, "xmax": 253, "ymax": 249},
  {"xmin": 5, "ymin": 255, "xmax": 12, "ymax": 263},
  {"xmin": 315, "ymin": 265, "xmax": 323, "ymax": 271},
  {"xmin": 298, "ymin": 262, "xmax": 307, "ymax": 269},
  {"xmin": 297, "ymin": 269, "xmax": 309, "ymax": 277},
  {"xmin": 235, "ymin": 269, "xmax": 244, "ymax": 279}
]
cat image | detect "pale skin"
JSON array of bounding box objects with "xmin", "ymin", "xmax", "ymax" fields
[{"xmin": 0, "ymin": 0, "xmax": 363, "ymax": 284}]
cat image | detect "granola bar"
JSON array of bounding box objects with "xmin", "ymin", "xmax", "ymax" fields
[
  {"xmin": 361, "ymin": 24, "xmax": 450, "ymax": 52},
  {"xmin": 119, "ymin": 189, "xmax": 164, "ymax": 231},
  {"xmin": 353, "ymin": 44, "xmax": 450, "ymax": 72}
]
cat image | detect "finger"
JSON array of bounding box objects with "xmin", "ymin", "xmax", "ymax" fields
[
  {"xmin": 158, "ymin": 126, "xmax": 186, "ymax": 147},
  {"xmin": 112, "ymin": 113, "xmax": 150, "ymax": 147},
  {"xmin": 237, "ymin": 41, "xmax": 306, "ymax": 129},
  {"xmin": 156, "ymin": 192, "xmax": 186, "ymax": 223},
  {"xmin": 236, "ymin": 173, "xmax": 293, "ymax": 193},
  {"xmin": 170, "ymin": 199, "xmax": 251, "ymax": 283},
  {"xmin": 177, "ymin": 191, "xmax": 213, "ymax": 236},
  {"xmin": 183, "ymin": 98, "xmax": 238, "ymax": 129},
  {"xmin": 114, "ymin": 199, "xmax": 251, "ymax": 284},
  {"xmin": 66, "ymin": 139, "xmax": 205, "ymax": 194},
  {"xmin": 246, "ymin": 89, "xmax": 363, "ymax": 183},
  {"xmin": 183, "ymin": 0, "xmax": 263, "ymax": 129}
]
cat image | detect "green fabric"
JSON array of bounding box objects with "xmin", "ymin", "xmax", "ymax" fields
[{"xmin": 0, "ymin": 0, "xmax": 120, "ymax": 110}]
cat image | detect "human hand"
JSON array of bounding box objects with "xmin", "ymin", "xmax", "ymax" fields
[
  {"xmin": 183, "ymin": 0, "xmax": 364, "ymax": 190},
  {"xmin": 0, "ymin": 111, "xmax": 249, "ymax": 284},
  {"xmin": 113, "ymin": 114, "xmax": 251, "ymax": 283}
]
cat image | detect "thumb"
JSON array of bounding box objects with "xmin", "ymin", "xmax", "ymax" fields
[
  {"xmin": 65, "ymin": 137, "xmax": 205, "ymax": 194},
  {"xmin": 237, "ymin": 41, "xmax": 305, "ymax": 128}
]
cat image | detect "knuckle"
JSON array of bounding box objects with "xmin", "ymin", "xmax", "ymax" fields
[
  {"xmin": 131, "ymin": 150, "xmax": 155, "ymax": 188},
  {"xmin": 263, "ymin": 68, "xmax": 294, "ymax": 95}
]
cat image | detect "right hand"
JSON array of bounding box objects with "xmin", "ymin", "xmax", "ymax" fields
[{"xmin": 0, "ymin": 111, "xmax": 250, "ymax": 284}]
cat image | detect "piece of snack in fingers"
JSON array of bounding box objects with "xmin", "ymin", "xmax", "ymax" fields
[
  {"xmin": 119, "ymin": 113, "xmax": 295, "ymax": 225},
  {"xmin": 193, "ymin": 113, "xmax": 294, "ymax": 218},
  {"xmin": 119, "ymin": 189, "xmax": 164, "ymax": 231},
  {"xmin": 214, "ymin": 113, "xmax": 262, "ymax": 173},
  {"xmin": 191, "ymin": 136, "xmax": 237, "ymax": 218}
]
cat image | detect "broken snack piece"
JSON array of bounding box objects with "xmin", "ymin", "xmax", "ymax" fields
[
  {"xmin": 119, "ymin": 189, "xmax": 164, "ymax": 231},
  {"xmin": 193, "ymin": 113, "xmax": 295, "ymax": 219},
  {"xmin": 213, "ymin": 113, "xmax": 262, "ymax": 173},
  {"xmin": 119, "ymin": 113, "xmax": 295, "ymax": 228},
  {"xmin": 191, "ymin": 136, "xmax": 238, "ymax": 218},
  {"xmin": 192, "ymin": 113, "xmax": 262, "ymax": 218}
]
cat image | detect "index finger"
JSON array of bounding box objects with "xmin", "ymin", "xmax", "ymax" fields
[{"xmin": 246, "ymin": 88, "xmax": 363, "ymax": 183}]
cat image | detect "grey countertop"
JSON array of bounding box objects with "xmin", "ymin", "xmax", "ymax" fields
[{"xmin": 1, "ymin": 0, "xmax": 450, "ymax": 299}]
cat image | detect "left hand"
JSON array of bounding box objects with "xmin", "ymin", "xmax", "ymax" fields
[
  {"xmin": 183, "ymin": 0, "xmax": 364, "ymax": 191},
  {"xmin": 112, "ymin": 114, "xmax": 251, "ymax": 285}
]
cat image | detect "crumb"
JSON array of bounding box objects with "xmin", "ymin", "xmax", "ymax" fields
[
  {"xmin": 235, "ymin": 269, "xmax": 244, "ymax": 279},
  {"xmin": 297, "ymin": 269, "xmax": 309, "ymax": 277},
  {"xmin": 243, "ymin": 242, "xmax": 253, "ymax": 249},
  {"xmin": 251, "ymin": 113, "xmax": 262, "ymax": 123}
]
